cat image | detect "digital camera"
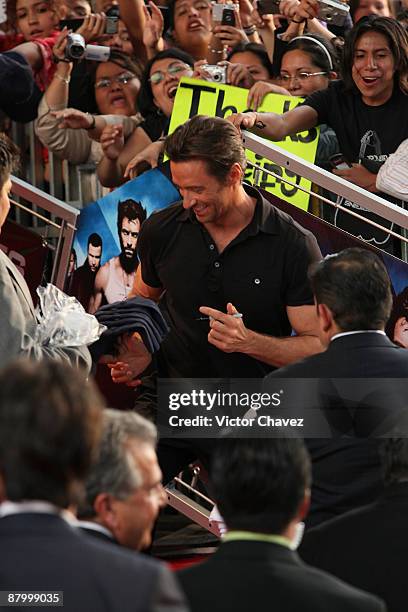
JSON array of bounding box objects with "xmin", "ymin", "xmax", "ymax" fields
[
  {"xmin": 203, "ymin": 64, "xmax": 227, "ymax": 83},
  {"xmin": 317, "ymin": 0, "xmax": 350, "ymax": 26}
]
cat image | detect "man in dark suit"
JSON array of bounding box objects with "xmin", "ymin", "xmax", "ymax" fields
[
  {"xmin": 178, "ymin": 437, "xmax": 385, "ymax": 612},
  {"xmin": 0, "ymin": 360, "xmax": 188, "ymax": 612},
  {"xmin": 264, "ymin": 248, "xmax": 408, "ymax": 525},
  {"xmin": 77, "ymin": 409, "xmax": 166, "ymax": 551},
  {"xmin": 299, "ymin": 438, "xmax": 408, "ymax": 612}
]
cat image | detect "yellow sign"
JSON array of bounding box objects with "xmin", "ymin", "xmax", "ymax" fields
[{"xmin": 169, "ymin": 77, "xmax": 320, "ymax": 211}]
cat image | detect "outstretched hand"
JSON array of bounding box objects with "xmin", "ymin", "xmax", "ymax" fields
[{"xmin": 100, "ymin": 332, "xmax": 152, "ymax": 386}]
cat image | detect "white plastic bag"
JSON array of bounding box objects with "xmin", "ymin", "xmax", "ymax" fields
[{"xmin": 34, "ymin": 284, "xmax": 106, "ymax": 347}]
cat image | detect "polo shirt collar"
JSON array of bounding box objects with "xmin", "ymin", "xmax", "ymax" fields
[{"xmin": 176, "ymin": 183, "xmax": 279, "ymax": 236}]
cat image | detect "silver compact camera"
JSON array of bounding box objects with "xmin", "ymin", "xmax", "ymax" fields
[
  {"xmin": 203, "ymin": 64, "xmax": 227, "ymax": 84},
  {"xmin": 317, "ymin": 0, "xmax": 350, "ymax": 26},
  {"xmin": 64, "ymin": 33, "xmax": 110, "ymax": 62}
]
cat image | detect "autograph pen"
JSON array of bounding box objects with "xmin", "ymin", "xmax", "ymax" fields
[{"xmin": 195, "ymin": 313, "xmax": 243, "ymax": 321}]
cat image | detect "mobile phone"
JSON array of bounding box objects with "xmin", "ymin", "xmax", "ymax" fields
[
  {"xmin": 330, "ymin": 153, "xmax": 352, "ymax": 170},
  {"xmin": 257, "ymin": 0, "xmax": 281, "ymax": 16},
  {"xmin": 59, "ymin": 18, "xmax": 84, "ymax": 31},
  {"xmin": 105, "ymin": 5, "xmax": 119, "ymax": 34},
  {"xmin": 59, "ymin": 13, "xmax": 118, "ymax": 34},
  {"xmin": 221, "ymin": 7, "xmax": 236, "ymax": 26}
]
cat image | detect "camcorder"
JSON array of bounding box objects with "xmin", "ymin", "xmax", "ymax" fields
[
  {"xmin": 202, "ymin": 64, "xmax": 227, "ymax": 83},
  {"xmin": 64, "ymin": 33, "xmax": 111, "ymax": 61}
]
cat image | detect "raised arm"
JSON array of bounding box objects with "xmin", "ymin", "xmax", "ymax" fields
[{"xmin": 228, "ymin": 104, "xmax": 319, "ymax": 140}]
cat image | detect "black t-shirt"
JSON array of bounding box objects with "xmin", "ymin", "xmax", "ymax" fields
[
  {"xmin": 137, "ymin": 184, "xmax": 321, "ymax": 378},
  {"xmin": 140, "ymin": 113, "xmax": 169, "ymax": 142},
  {"xmin": 303, "ymin": 81, "xmax": 408, "ymax": 250}
]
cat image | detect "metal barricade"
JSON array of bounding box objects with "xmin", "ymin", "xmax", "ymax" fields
[
  {"xmin": 10, "ymin": 121, "xmax": 103, "ymax": 214},
  {"xmin": 10, "ymin": 175, "xmax": 80, "ymax": 289}
]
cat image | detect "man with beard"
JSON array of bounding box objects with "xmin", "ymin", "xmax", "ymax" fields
[
  {"xmin": 71, "ymin": 233, "xmax": 102, "ymax": 311},
  {"xmin": 90, "ymin": 199, "xmax": 146, "ymax": 313}
]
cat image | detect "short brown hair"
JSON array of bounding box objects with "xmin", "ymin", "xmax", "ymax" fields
[
  {"xmin": 0, "ymin": 359, "xmax": 104, "ymax": 508},
  {"xmin": 165, "ymin": 115, "xmax": 247, "ymax": 182}
]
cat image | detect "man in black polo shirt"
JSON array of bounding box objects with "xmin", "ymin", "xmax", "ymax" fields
[{"xmin": 111, "ymin": 115, "xmax": 322, "ymax": 478}]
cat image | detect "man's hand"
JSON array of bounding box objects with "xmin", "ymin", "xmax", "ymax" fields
[
  {"xmin": 333, "ymin": 164, "xmax": 379, "ymax": 193},
  {"xmin": 100, "ymin": 332, "xmax": 152, "ymax": 386},
  {"xmin": 199, "ymin": 302, "xmax": 254, "ymax": 354}
]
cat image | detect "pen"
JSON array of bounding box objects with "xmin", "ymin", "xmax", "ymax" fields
[{"xmin": 195, "ymin": 313, "xmax": 243, "ymax": 321}]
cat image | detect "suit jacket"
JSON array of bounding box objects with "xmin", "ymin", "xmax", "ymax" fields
[
  {"xmin": 264, "ymin": 333, "xmax": 408, "ymax": 525},
  {"xmin": 266, "ymin": 332, "xmax": 408, "ymax": 379},
  {"xmin": 0, "ymin": 249, "xmax": 91, "ymax": 371},
  {"xmin": 0, "ymin": 512, "xmax": 188, "ymax": 612},
  {"xmin": 299, "ymin": 482, "xmax": 408, "ymax": 612},
  {"xmin": 178, "ymin": 540, "xmax": 385, "ymax": 612}
]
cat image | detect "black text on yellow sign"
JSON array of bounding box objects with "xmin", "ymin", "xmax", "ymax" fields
[{"xmin": 169, "ymin": 78, "xmax": 320, "ymax": 211}]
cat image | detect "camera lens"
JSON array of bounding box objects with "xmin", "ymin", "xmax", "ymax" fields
[{"xmin": 69, "ymin": 44, "xmax": 84, "ymax": 59}]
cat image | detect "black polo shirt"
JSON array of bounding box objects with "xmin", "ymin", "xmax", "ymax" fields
[{"xmin": 138, "ymin": 184, "xmax": 321, "ymax": 377}]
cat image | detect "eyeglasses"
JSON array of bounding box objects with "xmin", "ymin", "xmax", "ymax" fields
[
  {"xmin": 95, "ymin": 72, "xmax": 136, "ymax": 89},
  {"xmin": 279, "ymin": 71, "xmax": 328, "ymax": 83},
  {"xmin": 149, "ymin": 63, "xmax": 191, "ymax": 85}
]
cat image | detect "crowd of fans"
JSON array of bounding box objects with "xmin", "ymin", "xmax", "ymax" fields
[
  {"xmin": 0, "ymin": 0, "xmax": 407, "ymax": 205},
  {"xmin": 1, "ymin": 0, "xmax": 408, "ymax": 610}
]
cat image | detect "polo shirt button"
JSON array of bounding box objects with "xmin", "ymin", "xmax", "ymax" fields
[
  {"xmin": 209, "ymin": 244, "xmax": 215, "ymax": 250},
  {"xmin": 254, "ymin": 278, "xmax": 261, "ymax": 284},
  {"xmin": 214, "ymin": 261, "xmax": 220, "ymax": 268}
]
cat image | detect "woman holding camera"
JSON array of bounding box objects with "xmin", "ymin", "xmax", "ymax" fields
[
  {"xmin": 96, "ymin": 48, "xmax": 194, "ymax": 187},
  {"xmin": 230, "ymin": 15, "xmax": 408, "ymax": 254},
  {"xmin": 35, "ymin": 34, "xmax": 142, "ymax": 199}
]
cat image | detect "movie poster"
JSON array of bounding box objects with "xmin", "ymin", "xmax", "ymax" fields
[{"xmin": 69, "ymin": 166, "xmax": 179, "ymax": 313}]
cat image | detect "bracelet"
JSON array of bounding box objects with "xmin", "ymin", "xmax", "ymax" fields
[
  {"xmin": 54, "ymin": 73, "xmax": 70, "ymax": 85},
  {"xmin": 243, "ymin": 25, "xmax": 257, "ymax": 35},
  {"xmin": 85, "ymin": 113, "xmax": 96, "ymax": 130},
  {"xmin": 52, "ymin": 54, "xmax": 71, "ymax": 64}
]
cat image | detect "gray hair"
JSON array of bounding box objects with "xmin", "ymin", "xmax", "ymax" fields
[{"xmin": 77, "ymin": 409, "xmax": 157, "ymax": 519}]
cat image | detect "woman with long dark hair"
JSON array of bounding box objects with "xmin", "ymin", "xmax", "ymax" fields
[{"xmin": 230, "ymin": 16, "xmax": 408, "ymax": 254}]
